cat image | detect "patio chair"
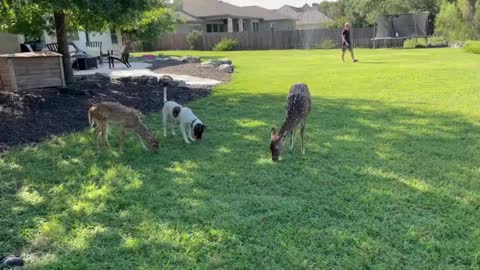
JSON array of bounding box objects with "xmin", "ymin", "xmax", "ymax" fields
[
  {"xmin": 86, "ymin": 41, "xmax": 108, "ymax": 64},
  {"xmin": 107, "ymin": 45, "xmax": 131, "ymax": 69},
  {"xmin": 45, "ymin": 42, "xmax": 89, "ymax": 70}
]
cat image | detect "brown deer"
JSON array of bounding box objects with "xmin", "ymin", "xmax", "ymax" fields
[
  {"xmin": 88, "ymin": 102, "xmax": 159, "ymax": 153},
  {"xmin": 270, "ymin": 83, "xmax": 312, "ymax": 162}
]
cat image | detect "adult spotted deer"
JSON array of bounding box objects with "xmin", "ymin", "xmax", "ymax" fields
[
  {"xmin": 270, "ymin": 83, "xmax": 312, "ymax": 162},
  {"xmin": 88, "ymin": 102, "xmax": 159, "ymax": 153}
]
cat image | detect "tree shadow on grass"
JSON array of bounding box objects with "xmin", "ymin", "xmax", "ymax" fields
[{"xmin": 0, "ymin": 93, "xmax": 479, "ymax": 269}]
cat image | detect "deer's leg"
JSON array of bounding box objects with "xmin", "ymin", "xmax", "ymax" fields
[
  {"xmin": 119, "ymin": 127, "xmax": 126, "ymax": 154},
  {"xmin": 290, "ymin": 129, "xmax": 296, "ymax": 151},
  {"xmin": 102, "ymin": 122, "xmax": 113, "ymax": 153},
  {"xmin": 300, "ymin": 122, "xmax": 306, "ymax": 155},
  {"xmin": 94, "ymin": 124, "xmax": 102, "ymax": 153}
]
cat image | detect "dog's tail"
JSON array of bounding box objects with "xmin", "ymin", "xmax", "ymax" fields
[{"xmin": 163, "ymin": 86, "xmax": 168, "ymax": 103}]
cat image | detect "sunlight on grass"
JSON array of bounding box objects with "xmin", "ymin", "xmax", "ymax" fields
[
  {"xmin": 235, "ymin": 119, "xmax": 268, "ymax": 128},
  {"xmin": 364, "ymin": 167, "xmax": 432, "ymax": 192},
  {"xmin": 17, "ymin": 187, "xmax": 45, "ymax": 205}
]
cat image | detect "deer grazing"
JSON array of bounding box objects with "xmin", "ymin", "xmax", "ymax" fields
[
  {"xmin": 88, "ymin": 102, "xmax": 159, "ymax": 153},
  {"xmin": 270, "ymin": 83, "xmax": 312, "ymax": 162}
]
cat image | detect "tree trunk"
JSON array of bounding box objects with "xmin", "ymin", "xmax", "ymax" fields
[{"xmin": 54, "ymin": 11, "xmax": 74, "ymax": 84}]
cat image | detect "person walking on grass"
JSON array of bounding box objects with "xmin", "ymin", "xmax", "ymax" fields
[{"xmin": 342, "ymin": 22, "xmax": 359, "ymax": 63}]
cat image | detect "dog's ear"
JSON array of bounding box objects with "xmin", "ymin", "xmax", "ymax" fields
[
  {"xmin": 271, "ymin": 128, "xmax": 276, "ymax": 139},
  {"xmin": 172, "ymin": 106, "xmax": 181, "ymax": 118}
]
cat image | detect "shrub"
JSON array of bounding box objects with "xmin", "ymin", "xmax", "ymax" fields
[
  {"xmin": 314, "ymin": 39, "xmax": 337, "ymax": 49},
  {"xmin": 403, "ymin": 37, "xmax": 448, "ymax": 48},
  {"xmin": 186, "ymin": 30, "xmax": 203, "ymax": 50},
  {"xmin": 464, "ymin": 41, "xmax": 480, "ymax": 54},
  {"xmin": 213, "ymin": 38, "xmax": 239, "ymax": 51}
]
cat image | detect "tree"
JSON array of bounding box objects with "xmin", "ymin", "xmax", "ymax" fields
[
  {"xmin": 435, "ymin": 1, "xmax": 467, "ymax": 40},
  {"xmin": 340, "ymin": 0, "xmax": 440, "ymax": 26},
  {"xmin": 435, "ymin": 0, "xmax": 479, "ymax": 40},
  {"xmin": 0, "ymin": 0, "xmax": 175, "ymax": 84},
  {"xmin": 318, "ymin": 1, "xmax": 346, "ymax": 19}
]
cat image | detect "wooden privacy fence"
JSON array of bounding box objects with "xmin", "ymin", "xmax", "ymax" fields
[{"xmin": 145, "ymin": 27, "xmax": 375, "ymax": 51}]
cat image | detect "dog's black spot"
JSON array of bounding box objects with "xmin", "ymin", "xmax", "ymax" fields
[
  {"xmin": 172, "ymin": 106, "xmax": 181, "ymax": 118},
  {"xmin": 193, "ymin": 123, "xmax": 205, "ymax": 140}
]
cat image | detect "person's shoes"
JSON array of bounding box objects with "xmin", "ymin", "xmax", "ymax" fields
[{"xmin": 353, "ymin": 59, "xmax": 359, "ymax": 63}]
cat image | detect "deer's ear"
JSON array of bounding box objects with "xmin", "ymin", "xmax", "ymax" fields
[{"xmin": 271, "ymin": 128, "xmax": 276, "ymax": 139}]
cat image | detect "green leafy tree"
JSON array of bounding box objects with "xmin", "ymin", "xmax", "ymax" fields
[
  {"xmin": 0, "ymin": 0, "xmax": 175, "ymax": 83},
  {"xmin": 435, "ymin": 1, "xmax": 467, "ymax": 40}
]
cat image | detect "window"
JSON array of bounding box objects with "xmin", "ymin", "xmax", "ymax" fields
[
  {"xmin": 67, "ymin": 31, "xmax": 79, "ymax": 41},
  {"xmin": 253, "ymin": 22, "xmax": 260, "ymax": 32},
  {"xmin": 206, "ymin": 23, "xmax": 225, "ymax": 33},
  {"xmin": 110, "ymin": 29, "xmax": 118, "ymax": 44}
]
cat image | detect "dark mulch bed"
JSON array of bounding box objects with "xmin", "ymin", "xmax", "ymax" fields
[
  {"xmin": 0, "ymin": 80, "xmax": 210, "ymax": 153},
  {"xmin": 151, "ymin": 61, "xmax": 231, "ymax": 83}
]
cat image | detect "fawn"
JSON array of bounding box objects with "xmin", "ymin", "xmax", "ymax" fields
[
  {"xmin": 270, "ymin": 83, "xmax": 312, "ymax": 161},
  {"xmin": 88, "ymin": 102, "xmax": 159, "ymax": 153}
]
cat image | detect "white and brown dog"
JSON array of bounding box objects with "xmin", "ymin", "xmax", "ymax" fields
[{"xmin": 162, "ymin": 87, "xmax": 206, "ymax": 144}]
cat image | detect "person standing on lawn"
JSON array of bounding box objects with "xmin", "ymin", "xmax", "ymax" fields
[{"xmin": 342, "ymin": 22, "xmax": 359, "ymax": 63}]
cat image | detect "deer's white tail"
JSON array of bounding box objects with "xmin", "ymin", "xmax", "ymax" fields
[
  {"xmin": 88, "ymin": 109, "xmax": 94, "ymax": 128},
  {"xmin": 163, "ymin": 86, "xmax": 167, "ymax": 103}
]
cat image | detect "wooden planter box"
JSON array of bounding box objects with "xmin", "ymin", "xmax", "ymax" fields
[{"xmin": 0, "ymin": 52, "xmax": 65, "ymax": 92}]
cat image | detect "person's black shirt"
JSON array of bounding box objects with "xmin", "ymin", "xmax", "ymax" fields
[{"xmin": 342, "ymin": 29, "xmax": 351, "ymax": 45}]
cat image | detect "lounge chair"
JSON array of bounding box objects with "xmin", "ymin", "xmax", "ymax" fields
[
  {"xmin": 107, "ymin": 45, "xmax": 131, "ymax": 69},
  {"xmin": 86, "ymin": 41, "xmax": 109, "ymax": 64}
]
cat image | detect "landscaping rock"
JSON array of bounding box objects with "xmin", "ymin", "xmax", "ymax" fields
[
  {"xmin": 175, "ymin": 80, "xmax": 188, "ymax": 88},
  {"xmin": 200, "ymin": 61, "xmax": 217, "ymax": 68},
  {"xmin": 218, "ymin": 58, "xmax": 233, "ymax": 65},
  {"xmin": 218, "ymin": 64, "xmax": 234, "ymax": 73},
  {"xmin": 158, "ymin": 75, "xmax": 174, "ymax": 86},
  {"xmin": 181, "ymin": 56, "xmax": 201, "ymax": 63},
  {"xmin": 93, "ymin": 73, "xmax": 110, "ymax": 81}
]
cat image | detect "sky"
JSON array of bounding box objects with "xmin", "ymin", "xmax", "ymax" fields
[{"xmin": 221, "ymin": 0, "xmax": 325, "ymax": 9}]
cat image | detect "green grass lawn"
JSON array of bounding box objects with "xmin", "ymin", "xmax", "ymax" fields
[{"xmin": 1, "ymin": 48, "xmax": 480, "ymax": 269}]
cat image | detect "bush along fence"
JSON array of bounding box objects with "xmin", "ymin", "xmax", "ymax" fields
[{"xmin": 143, "ymin": 27, "xmax": 375, "ymax": 51}]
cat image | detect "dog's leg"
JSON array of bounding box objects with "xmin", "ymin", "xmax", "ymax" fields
[
  {"xmin": 171, "ymin": 118, "xmax": 176, "ymax": 135},
  {"xmin": 300, "ymin": 122, "xmax": 306, "ymax": 155},
  {"xmin": 180, "ymin": 124, "xmax": 191, "ymax": 144},
  {"xmin": 119, "ymin": 127, "xmax": 125, "ymax": 154},
  {"xmin": 163, "ymin": 110, "xmax": 168, "ymax": 137},
  {"xmin": 290, "ymin": 129, "xmax": 296, "ymax": 151},
  {"xmin": 187, "ymin": 126, "xmax": 195, "ymax": 141}
]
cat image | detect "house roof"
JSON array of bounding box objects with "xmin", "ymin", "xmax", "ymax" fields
[
  {"xmin": 241, "ymin": 6, "xmax": 295, "ymax": 21},
  {"xmin": 276, "ymin": 4, "xmax": 333, "ymax": 25},
  {"xmin": 182, "ymin": 0, "xmax": 294, "ymax": 21},
  {"xmin": 176, "ymin": 11, "xmax": 204, "ymax": 23},
  {"xmin": 296, "ymin": 9, "xmax": 333, "ymax": 25},
  {"xmin": 183, "ymin": 0, "xmax": 259, "ymax": 19}
]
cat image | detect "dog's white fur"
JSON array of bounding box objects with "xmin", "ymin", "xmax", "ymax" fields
[{"xmin": 162, "ymin": 87, "xmax": 204, "ymax": 144}]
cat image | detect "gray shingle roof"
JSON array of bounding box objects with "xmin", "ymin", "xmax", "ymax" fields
[
  {"xmin": 296, "ymin": 9, "xmax": 333, "ymax": 25},
  {"xmin": 176, "ymin": 11, "xmax": 204, "ymax": 23},
  {"xmin": 182, "ymin": 0, "xmax": 293, "ymax": 21},
  {"xmin": 183, "ymin": 0, "xmax": 258, "ymax": 19},
  {"xmin": 276, "ymin": 5, "xmax": 333, "ymax": 26},
  {"xmin": 241, "ymin": 6, "xmax": 295, "ymax": 21}
]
